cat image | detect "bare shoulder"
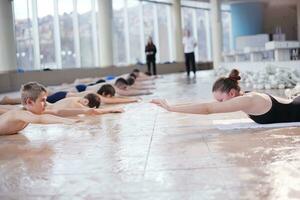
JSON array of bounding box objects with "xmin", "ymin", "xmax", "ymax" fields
[
  {"xmin": 207, "ymin": 95, "xmax": 255, "ymax": 114},
  {"xmin": 13, "ymin": 109, "xmax": 36, "ymax": 119},
  {"xmin": 0, "ymin": 109, "xmax": 30, "ymax": 121},
  {"xmin": 243, "ymin": 91, "xmax": 273, "ymax": 101}
]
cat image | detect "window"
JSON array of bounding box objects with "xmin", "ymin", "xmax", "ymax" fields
[
  {"xmin": 37, "ymin": 0, "xmax": 56, "ymax": 69},
  {"xmin": 58, "ymin": 0, "xmax": 76, "ymax": 68},
  {"xmin": 14, "ymin": 0, "xmax": 35, "ymax": 70},
  {"xmin": 77, "ymin": 0, "xmax": 94, "ymax": 67},
  {"xmin": 157, "ymin": 4, "xmax": 171, "ymax": 63},
  {"xmin": 196, "ymin": 9, "xmax": 209, "ymax": 61},
  {"xmin": 222, "ymin": 11, "xmax": 232, "ymax": 53},
  {"xmin": 143, "ymin": 2, "xmax": 156, "ymax": 47},
  {"xmin": 113, "ymin": 0, "xmax": 126, "ymax": 65},
  {"xmin": 127, "ymin": 0, "xmax": 142, "ymax": 64},
  {"xmin": 181, "ymin": 7, "xmax": 193, "ymax": 33},
  {"xmin": 14, "ymin": 0, "xmax": 203, "ymax": 69}
]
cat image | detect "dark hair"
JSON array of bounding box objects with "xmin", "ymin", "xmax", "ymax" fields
[
  {"xmin": 127, "ymin": 77, "xmax": 135, "ymax": 86},
  {"xmin": 145, "ymin": 72, "xmax": 152, "ymax": 76},
  {"xmin": 129, "ymin": 73, "xmax": 137, "ymax": 79},
  {"xmin": 212, "ymin": 69, "xmax": 241, "ymax": 93},
  {"xmin": 84, "ymin": 93, "xmax": 101, "ymax": 108},
  {"xmin": 97, "ymin": 84, "xmax": 115, "ymax": 97},
  {"xmin": 21, "ymin": 82, "xmax": 47, "ymax": 105},
  {"xmin": 115, "ymin": 78, "xmax": 128, "ymax": 88},
  {"xmin": 95, "ymin": 79, "xmax": 106, "ymax": 84},
  {"xmin": 133, "ymin": 69, "xmax": 140, "ymax": 73}
]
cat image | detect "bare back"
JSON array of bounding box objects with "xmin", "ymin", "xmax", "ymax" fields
[
  {"xmin": 242, "ymin": 92, "xmax": 292, "ymax": 115},
  {"xmin": 0, "ymin": 110, "xmax": 29, "ymax": 135},
  {"xmin": 48, "ymin": 97, "xmax": 83, "ymax": 110},
  {"xmin": 206, "ymin": 92, "xmax": 282, "ymax": 115}
]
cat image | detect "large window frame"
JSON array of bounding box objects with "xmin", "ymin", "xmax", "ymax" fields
[
  {"xmin": 113, "ymin": 0, "xmax": 173, "ymax": 66},
  {"xmin": 13, "ymin": 0, "xmax": 99, "ymax": 70},
  {"xmin": 13, "ymin": 0, "xmax": 232, "ymax": 69},
  {"xmin": 181, "ymin": 1, "xmax": 233, "ymax": 62}
]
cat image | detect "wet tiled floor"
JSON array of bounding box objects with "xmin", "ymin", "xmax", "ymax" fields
[{"xmin": 0, "ymin": 71, "xmax": 300, "ymax": 199}]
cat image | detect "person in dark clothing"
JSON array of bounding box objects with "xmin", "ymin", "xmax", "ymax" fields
[
  {"xmin": 145, "ymin": 37, "xmax": 157, "ymax": 76},
  {"xmin": 182, "ymin": 30, "xmax": 197, "ymax": 77}
]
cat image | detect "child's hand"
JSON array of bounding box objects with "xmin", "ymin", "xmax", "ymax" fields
[
  {"xmin": 86, "ymin": 108, "xmax": 98, "ymax": 115},
  {"xmin": 110, "ymin": 108, "xmax": 124, "ymax": 113},
  {"xmin": 135, "ymin": 97, "xmax": 143, "ymax": 102},
  {"xmin": 150, "ymin": 99, "xmax": 170, "ymax": 111},
  {"xmin": 65, "ymin": 118, "xmax": 83, "ymax": 125}
]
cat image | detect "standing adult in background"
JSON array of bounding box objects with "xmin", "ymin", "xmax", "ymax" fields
[
  {"xmin": 145, "ymin": 36, "xmax": 157, "ymax": 76},
  {"xmin": 182, "ymin": 29, "xmax": 197, "ymax": 77}
]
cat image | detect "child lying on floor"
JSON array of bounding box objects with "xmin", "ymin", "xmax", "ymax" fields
[
  {"xmin": 0, "ymin": 84, "xmax": 140, "ymax": 105},
  {"xmin": 0, "ymin": 82, "xmax": 123, "ymax": 135}
]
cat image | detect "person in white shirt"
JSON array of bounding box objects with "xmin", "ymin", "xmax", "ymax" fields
[{"xmin": 182, "ymin": 29, "xmax": 197, "ymax": 77}]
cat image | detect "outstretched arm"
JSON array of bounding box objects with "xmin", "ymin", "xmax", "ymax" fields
[
  {"xmin": 117, "ymin": 88, "xmax": 153, "ymax": 96},
  {"xmin": 92, "ymin": 107, "xmax": 124, "ymax": 114},
  {"xmin": 100, "ymin": 96, "xmax": 140, "ymax": 104},
  {"xmin": 0, "ymin": 96, "xmax": 21, "ymax": 105},
  {"xmin": 45, "ymin": 108, "xmax": 93, "ymax": 117},
  {"xmin": 0, "ymin": 105, "xmax": 19, "ymax": 115},
  {"xmin": 0, "ymin": 108, "xmax": 8, "ymax": 115},
  {"xmin": 151, "ymin": 96, "xmax": 253, "ymax": 115},
  {"xmin": 18, "ymin": 111, "xmax": 81, "ymax": 125},
  {"xmin": 131, "ymin": 84, "xmax": 155, "ymax": 90}
]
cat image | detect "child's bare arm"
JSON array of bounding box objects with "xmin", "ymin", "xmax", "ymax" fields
[
  {"xmin": 131, "ymin": 85, "xmax": 155, "ymax": 90},
  {"xmin": 92, "ymin": 108, "xmax": 124, "ymax": 114},
  {"xmin": 0, "ymin": 108, "xmax": 8, "ymax": 115},
  {"xmin": 117, "ymin": 89, "xmax": 152, "ymax": 96},
  {"xmin": 18, "ymin": 111, "xmax": 80, "ymax": 124},
  {"xmin": 100, "ymin": 96, "xmax": 140, "ymax": 104},
  {"xmin": 45, "ymin": 108, "xmax": 91, "ymax": 117},
  {"xmin": 0, "ymin": 105, "xmax": 17, "ymax": 114}
]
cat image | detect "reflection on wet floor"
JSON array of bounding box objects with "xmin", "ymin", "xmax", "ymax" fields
[{"xmin": 0, "ymin": 71, "xmax": 299, "ymax": 199}]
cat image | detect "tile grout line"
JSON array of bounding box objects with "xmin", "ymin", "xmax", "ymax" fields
[{"xmin": 143, "ymin": 107, "xmax": 159, "ymax": 176}]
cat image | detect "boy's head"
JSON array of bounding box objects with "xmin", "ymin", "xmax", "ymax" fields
[
  {"xmin": 126, "ymin": 77, "xmax": 135, "ymax": 86},
  {"xmin": 145, "ymin": 71, "xmax": 152, "ymax": 76},
  {"xmin": 82, "ymin": 93, "xmax": 101, "ymax": 108},
  {"xmin": 133, "ymin": 69, "xmax": 140, "ymax": 73},
  {"xmin": 129, "ymin": 73, "xmax": 137, "ymax": 79},
  {"xmin": 132, "ymin": 69, "xmax": 140, "ymax": 77},
  {"xmin": 21, "ymin": 82, "xmax": 48, "ymax": 114},
  {"xmin": 97, "ymin": 84, "xmax": 116, "ymax": 97},
  {"xmin": 115, "ymin": 78, "xmax": 128, "ymax": 90}
]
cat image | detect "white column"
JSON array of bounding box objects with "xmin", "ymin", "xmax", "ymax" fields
[
  {"xmin": 171, "ymin": 0, "xmax": 184, "ymax": 62},
  {"xmin": 211, "ymin": 0, "xmax": 223, "ymax": 68},
  {"xmin": 0, "ymin": 0, "xmax": 16, "ymax": 71},
  {"xmin": 297, "ymin": 1, "xmax": 300, "ymax": 41},
  {"xmin": 97, "ymin": 0, "xmax": 113, "ymax": 67}
]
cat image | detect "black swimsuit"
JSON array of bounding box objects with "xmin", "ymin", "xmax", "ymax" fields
[{"xmin": 248, "ymin": 95, "xmax": 300, "ymax": 124}]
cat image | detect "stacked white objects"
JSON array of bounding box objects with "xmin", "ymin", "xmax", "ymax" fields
[
  {"xmin": 215, "ymin": 66, "xmax": 300, "ymax": 91},
  {"xmin": 265, "ymin": 41, "xmax": 300, "ymax": 50}
]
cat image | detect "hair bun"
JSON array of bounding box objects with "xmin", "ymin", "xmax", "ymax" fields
[{"xmin": 228, "ymin": 69, "xmax": 241, "ymax": 81}]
